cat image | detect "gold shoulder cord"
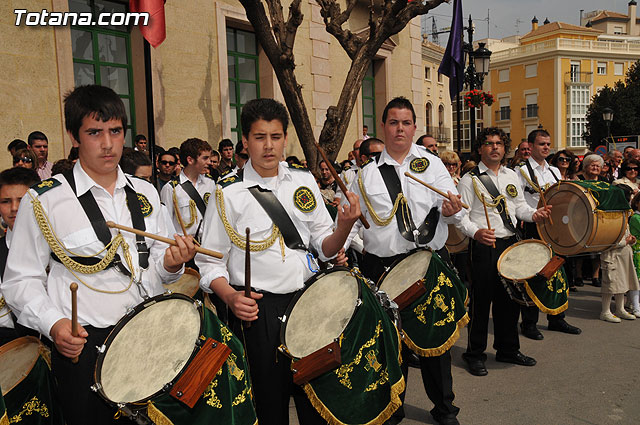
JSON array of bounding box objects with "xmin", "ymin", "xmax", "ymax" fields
[
  {"xmin": 472, "ymin": 176, "xmax": 511, "ymax": 217},
  {"xmin": 519, "ymin": 167, "xmax": 551, "ymax": 193},
  {"xmin": 28, "ymin": 192, "xmax": 136, "ymax": 294},
  {"xmin": 215, "ymin": 186, "xmax": 285, "ymax": 260},
  {"xmin": 172, "ymin": 185, "xmax": 196, "ymax": 228},
  {"xmin": 0, "ymin": 297, "xmax": 10, "ymax": 318},
  {"xmin": 357, "ymin": 169, "xmax": 406, "ymax": 227}
]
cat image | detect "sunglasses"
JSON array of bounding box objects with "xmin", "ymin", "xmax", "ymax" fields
[
  {"xmin": 444, "ymin": 162, "xmax": 458, "ymax": 167},
  {"xmin": 627, "ymin": 167, "xmax": 639, "ymax": 172},
  {"xmin": 159, "ymin": 160, "xmax": 176, "ymax": 166},
  {"xmin": 557, "ymin": 157, "xmax": 571, "ymax": 163},
  {"xmin": 13, "ymin": 156, "xmax": 32, "ymax": 164}
]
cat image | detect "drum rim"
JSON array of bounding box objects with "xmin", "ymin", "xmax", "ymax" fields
[
  {"xmin": 497, "ymin": 239, "xmax": 552, "ymax": 281},
  {"xmin": 376, "ymin": 248, "xmax": 433, "ymax": 294},
  {"xmin": 0, "ymin": 335, "xmax": 43, "ymax": 395},
  {"xmin": 162, "ymin": 267, "xmax": 201, "ymax": 297},
  {"xmin": 93, "ymin": 292, "xmax": 204, "ymax": 406},
  {"xmin": 279, "ymin": 266, "xmax": 362, "ymax": 359}
]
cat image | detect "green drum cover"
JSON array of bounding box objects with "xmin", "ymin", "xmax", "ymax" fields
[{"xmin": 524, "ymin": 266, "xmax": 569, "ymax": 315}]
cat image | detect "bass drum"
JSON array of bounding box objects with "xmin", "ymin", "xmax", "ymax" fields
[{"xmin": 537, "ymin": 181, "xmax": 627, "ymax": 256}]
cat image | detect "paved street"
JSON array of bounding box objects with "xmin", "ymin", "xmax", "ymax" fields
[{"xmin": 292, "ymin": 284, "xmax": 640, "ymax": 424}]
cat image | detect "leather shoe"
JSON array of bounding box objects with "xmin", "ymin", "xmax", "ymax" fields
[
  {"xmin": 591, "ymin": 278, "xmax": 601, "ymax": 287},
  {"xmin": 520, "ymin": 323, "xmax": 544, "ymax": 340},
  {"xmin": 495, "ymin": 351, "xmax": 536, "ymax": 366},
  {"xmin": 574, "ymin": 277, "xmax": 584, "ymax": 287},
  {"xmin": 433, "ymin": 415, "xmax": 460, "ymax": 425},
  {"xmin": 463, "ymin": 356, "xmax": 488, "ymax": 376},
  {"xmin": 548, "ymin": 319, "xmax": 582, "ymax": 334}
]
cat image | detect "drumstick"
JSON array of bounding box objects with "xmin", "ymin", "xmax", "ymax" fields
[
  {"xmin": 539, "ymin": 190, "xmax": 554, "ymax": 225},
  {"xmin": 404, "ymin": 172, "xmax": 470, "ymax": 209},
  {"xmin": 105, "ymin": 221, "xmax": 223, "ymax": 259},
  {"xmin": 172, "ymin": 195, "xmax": 189, "ymax": 236},
  {"xmin": 244, "ymin": 227, "xmax": 252, "ymax": 329},
  {"xmin": 70, "ymin": 283, "xmax": 79, "ymax": 364},
  {"xmin": 481, "ymin": 194, "xmax": 496, "ymax": 249},
  {"xmin": 314, "ymin": 142, "xmax": 370, "ymax": 229}
]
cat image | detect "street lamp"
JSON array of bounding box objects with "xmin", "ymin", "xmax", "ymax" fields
[
  {"xmin": 455, "ymin": 16, "xmax": 492, "ymax": 153},
  {"xmin": 602, "ymin": 107, "xmax": 614, "ymax": 138}
]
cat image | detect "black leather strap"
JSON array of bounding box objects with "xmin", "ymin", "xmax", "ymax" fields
[
  {"xmin": 378, "ymin": 163, "xmax": 439, "ymax": 244},
  {"xmin": 0, "ymin": 236, "xmax": 7, "ymax": 281},
  {"xmin": 471, "ymin": 167, "xmax": 522, "ymax": 239},
  {"xmin": 247, "ymin": 186, "xmax": 307, "ymax": 251},
  {"xmin": 180, "ymin": 179, "xmax": 207, "ymax": 217}
]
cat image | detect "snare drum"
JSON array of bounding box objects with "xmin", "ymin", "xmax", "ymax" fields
[
  {"xmin": 0, "ymin": 336, "xmax": 64, "ymax": 424},
  {"xmin": 497, "ymin": 239, "xmax": 568, "ymax": 314},
  {"xmin": 537, "ymin": 181, "xmax": 629, "ymax": 255},
  {"xmin": 377, "ymin": 249, "xmax": 469, "ymax": 357},
  {"xmin": 281, "ymin": 268, "xmax": 404, "ymax": 424},
  {"xmin": 446, "ymin": 224, "xmax": 469, "ymax": 254},
  {"xmin": 163, "ymin": 267, "xmax": 200, "ymax": 297},
  {"xmin": 93, "ymin": 293, "xmax": 256, "ymax": 424}
]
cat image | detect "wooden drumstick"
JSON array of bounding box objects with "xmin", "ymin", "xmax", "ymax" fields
[
  {"xmin": 105, "ymin": 221, "xmax": 223, "ymax": 259},
  {"xmin": 314, "ymin": 142, "xmax": 370, "ymax": 229},
  {"xmin": 70, "ymin": 283, "xmax": 79, "ymax": 364},
  {"xmin": 481, "ymin": 194, "xmax": 496, "ymax": 249},
  {"xmin": 539, "ymin": 190, "xmax": 554, "ymax": 225},
  {"xmin": 173, "ymin": 195, "xmax": 189, "ymax": 236},
  {"xmin": 244, "ymin": 227, "xmax": 252, "ymax": 329},
  {"xmin": 404, "ymin": 172, "xmax": 470, "ymax": 209}
]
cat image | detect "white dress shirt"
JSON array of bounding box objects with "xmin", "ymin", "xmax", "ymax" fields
[
  {"xmin": 515, "ymin": 157, "xmax": 560, "ymax": 209},
  {"xmin": 160, "ymin": 171, "xmax": 215, "ymax": 238},
  {"xmin": 1, "ymin": 162, "xmax": 182, "ymax": 337},
  {"xmin": 0, "ymin": 228, "xmax": 14, "ymax": 329},
  {"xmin": 347, "ymin": 144, "xmax": 463, "ymax": 257},
  {"xmin": 458, "ymin": 161, "xmax": 536, "ymax": 239},
  {"xmin": 196, "ymin": 160, "xmax": 336, "ymax": 294}
]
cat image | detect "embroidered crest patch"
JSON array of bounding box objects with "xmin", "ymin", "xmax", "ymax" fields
[
  {"xmin": 31, "ymin": 178, "xmax": 61, "ymax": 195},
  {"xmin": 293, "ymin": 186, "xmax": 317, "ymax": 212},
  {"xmin": 506, "ymin": 184, "xmax": 518, "ymax": 198},
  {"xmin": 204, "ymin": 192, "xmax": 211, "ymax": 205},
  {"xmin": 136, "ymin": 193, "xmax": 153, "ymax": 217},
  {"xmin": 410, "ymin": 157, "xmax": 429, "ymax": 173}
]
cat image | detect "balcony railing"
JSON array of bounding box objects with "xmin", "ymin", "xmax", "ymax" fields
[
  {"xmin": 491, "ymin": 38, "xmax": 640, "ymax": 62},
  {"xmin": 495, "ymin": 107, "xmax": 511, "ymax": 122},
  {"xmin": 425, "ymin": 126, "xmax": 451, "ymax": 144},
  {"xmin": 565, "ymin": 71, "xmax": 593, "ymax": 85},
  {"xmin": 522, "ymin": 104, "xmax": 538, "ymax": 119}
]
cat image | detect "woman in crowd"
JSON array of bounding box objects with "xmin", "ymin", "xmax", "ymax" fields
[
  {"xmin": 441, "ymin": 150, "xmax": 461, "ymax": 185},
  {"xmin": 579, "ymin": 154, "xmax": 605, "ymax": 181},
  {"xmin": 550, "ymin": 150, "xmax": 578, "ymax": 180},
  {"xmin": 613, "ymin": 159, "xmax": 640, "ymax": 193},
  {"xmin": 12, "ymin": 148, "xmax": 38, "ymax": 170},
  {"xmin": 628, "ymin": 192, "xmax": 640, "ymax": 317},
  {"xmin": 600, "ymin": 160, "xmax": 615, "ymax": 183}
]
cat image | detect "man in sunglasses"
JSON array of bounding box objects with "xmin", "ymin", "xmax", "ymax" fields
[
  {"xmin": 516, "ymin": 129, "xmax": 581, "ymax": 340},
  {"xmin": 156, "ymin": 152, "xmax": 178, "ymax": 191}
]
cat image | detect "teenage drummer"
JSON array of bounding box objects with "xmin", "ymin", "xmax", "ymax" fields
[
  {"xmin": 458, "ymin": 127, "xmax": 551, "ymax": 376},
  {"xmin": 196, "ymin": 98, "xmax": 361, "ymax": 425},
  {"xmin": 346, "ymin": 97, "xmax": 465, "ymax": 425},
  {"xmin": 515, "ymin": 129, "xmax": 582, "ymax": 339},
  {"xmin": 1, "ymin": 85, "xmax": 197, "ymax": 425}
]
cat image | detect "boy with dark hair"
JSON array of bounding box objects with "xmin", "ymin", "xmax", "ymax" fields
[
  {"xmin": 2, "ymin": 84, "xmax": 196, "ymax": 425},
  {"xmin": 160, "ymin": 138, "xmax": 215, "ymax": 243},
  {"xmin": 196, "ymin": 98, "xmax": 363, "ymax": 424},
  {"xmin": 28, "ymin": 130, "xmax": 53, "ymax": 179},
  {"xmin": 0, "ymin": 167, "xmax": 39, "ymax": 346},
  {"xmin": 134, "ymin": 134, "xmax": 148, "ymax": 152},
  {"xmin": 121, "ymin": 150, "xmax": 153, "ymax": 181},
  {"xmin": 7, "ymin": 139, "xmax": 27, "ymax": 156},
  {"xmin": 217, "ymin": 138, "xmax": 235, "ymax": 175}
]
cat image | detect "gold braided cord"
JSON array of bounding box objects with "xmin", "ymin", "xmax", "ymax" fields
[
  {"xmin": 28, "ymin": 192, "xmax": 136, "ymax": 294},
  {"xmin": 172, "ymin": 186, "xmax": 196, "ymax": 228},
  {"xmin": 215, "ymin": 187, "xmax": 285, "ymax": 259},
  {"xmin": 0, "ymin": 297, "xmax": 10, "ymax": 318},
  {"xmin": 357, "ymin": 170, "xmax": 406, "ymax": 227},
  {"xmin": 471, "ymin": 177, "xmax": 504, "ymax": 208},
  {"xmin": 519, "ymin": 168, "xmax": 550, "ymax": 194}
]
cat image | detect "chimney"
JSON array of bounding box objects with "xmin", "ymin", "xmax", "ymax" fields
[
  {"xmin": 543, "ymin": 17, "xmax": 550, "ymax": 25},
  {"xmin": 629, "ymin": 1, "xmax": 638, "ymax": 36},
  {"xmin": 532, "ymin": 16, "xmax": 539, "ymax": 31}
]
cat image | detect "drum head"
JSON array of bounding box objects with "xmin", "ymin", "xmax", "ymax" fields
[
  {"xmin": 0, "ymin": 336, "xmax": 41, "ymax": 395},
  {"xmin": 284, "ymin": 269, "xmax": 359, "ymax": 359},
  {"xmin": 498, "ymin": 240, "xmax": 551, "ymax": 280},
  {"xmin": 98, "ymin": 296, "xmax": 201, "ymax": 404},
  {"xmin": 446, "ymin": 224, "xmax": 468, "ymax": 253},
  {"xmin": 537, "ymin": 183, "xmax": 594, "ymax": 255},
  {"xmin": 379, "ymin": 250, "xmax": 433, "ymax": 301},
  {"xmin": 163, "ymin": 267, "xmax": 201, "ymax": 297}
]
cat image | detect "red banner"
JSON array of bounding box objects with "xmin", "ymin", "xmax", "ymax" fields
[{"xmin": 129, "ymin": 0, "xmax": 166, "ymax": 48}]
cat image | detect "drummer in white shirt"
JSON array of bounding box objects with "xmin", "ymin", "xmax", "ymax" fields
[
  {"xmin": 515, "ymin": 129, "xmax": 582, "ymax": 340},
  {"xmin": 1, "ymin": 85, "xmax": 196, "ymax": 425}
]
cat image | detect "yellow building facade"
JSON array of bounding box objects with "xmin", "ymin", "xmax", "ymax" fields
[
  {"xmin": 421, "ymin": 40, "xmax": 453, "ymax": 152},
  {"xmin": 1, "ymin": 0, "xmax": 427, "ymax": 170},
  {"xmin": 481, "ymin": 17, "xmax": 640, "ymax": 153}
]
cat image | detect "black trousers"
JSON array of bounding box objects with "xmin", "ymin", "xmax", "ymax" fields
[
  {"xmin": 464, "ymin": 238, "xmax": 521, "ymax": 361},
  {"xmin": 0, "ymin": 325, "xmax": 19, "ymax": 347},
  {"xmin": 51, "ymin": 325, "xmax": 124, "ymax": 425},
  {"xmin": 227, "ymin": 290, "xmax": 324, "ymax": 425},
  {"xmin": 362, "ymin": 251, "xmax": 458, "ymax": 422},
  {"xmin": 520, "ymin": 222, "xmax": 565, "ymax": 326}
]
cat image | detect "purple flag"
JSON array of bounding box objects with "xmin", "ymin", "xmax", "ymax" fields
[{"xmin": 438, "ymin": 0, "xmax": 464, "ymax": 100}]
